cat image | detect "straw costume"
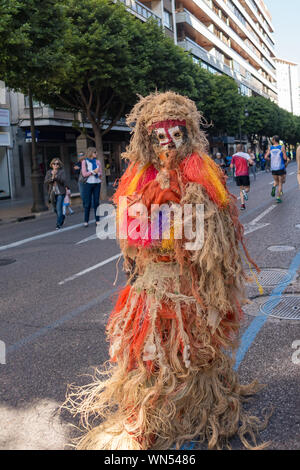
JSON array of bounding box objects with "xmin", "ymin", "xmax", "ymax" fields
[{"xmin": 67, "ymin": 92, "xmax": 268, "ymax": 450}]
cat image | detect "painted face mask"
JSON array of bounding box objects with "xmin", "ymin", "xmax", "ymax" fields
[{"xmin": 149, "ymin": 119, "xmax": 188, "ymax": 157}]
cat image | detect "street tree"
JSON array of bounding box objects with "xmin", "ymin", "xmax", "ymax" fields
[
  {"xmin": 0, "ymin": 0, "xmax": 66, "ymax": 211},
  {"xmin": 203, "ymin": 74, "xmax": 244, "ymax": 137},
  {"xmin": 243, "ymin": 94, "xmax": 300, "ymax": 148},
  {"xmin": 36, "ymin": 0, "xmax": 203, "ymax": 199}
]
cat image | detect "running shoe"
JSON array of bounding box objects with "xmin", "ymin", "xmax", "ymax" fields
[
  {"xmin": 276, "ymin": 197, "xmax": 282, "ymax": 204},
  {"xmin": 240, "ymin": 204, "xmax": 246, "ymax": 210},
  {"xmin": 271, "ymin": 186, "xmax": 276, "ymax": 197}
]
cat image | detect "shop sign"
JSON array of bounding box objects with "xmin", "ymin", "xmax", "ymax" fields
[
  {"xmin": 0, "ymin": 132, "xmax": 11, "ymax": 146},
  {"xmin": 0, "ymin": 108, "xmax": 10, "ymax": 127},
  {"xmin": 25, "ymin": 129, "xmax": 40, "ymax": 142}
]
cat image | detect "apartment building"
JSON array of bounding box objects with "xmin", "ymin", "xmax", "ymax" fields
[
  {"xmin": 1, "ymin": 0, "xmax": 277, "ymax": 200},
  {"xmin": 274, "ymin": 58, "xmax": 300, "ymax": 116},
  {"xmin": 0, "ymin": 81, "xmax": 14, "ymax": 200},
  {"xmin": 126, "ymin": 0, "xmax": 277, "ymax": 101}
]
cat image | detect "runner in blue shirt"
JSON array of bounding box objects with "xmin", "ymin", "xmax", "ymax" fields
[{"xmin": 265, "ymin": 136, "xmax": 288, "ymax": 203}]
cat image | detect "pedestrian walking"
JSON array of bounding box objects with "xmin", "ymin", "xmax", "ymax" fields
[
  {"xmin": 73, "ymin": 152, "xmax": 85, "ymax": 201},
  {"xmin": 248, "ymin": 147, "xmax": 256, "ymax": 181},
  {"xmin": 296, "ymin": 144, "xmax": 300, "ymax": 189},
  {"xmin": 214, "ymin": 152, "xmax": 226, "ymax": 171},
  {"xmin": 265, "ymin": 136, "xmax": 288, "ymax": 204},
  {"xmin": 259, "ymin": 151, "xmax": 266, "ymax": 171},
  {"xmin": 63, "ymin": 186, "xmax": 74, "ymax": 216},
  {"xmin": 44, "ymin": 158, "xmax": 66, "ymax": 230},
  {"xmin": 230, "ymin": 144, "xmax": 255, "ymax": 211},
  {"xmin": 79, "ymin": 147, "xmax": 102, "ymax": 227}
]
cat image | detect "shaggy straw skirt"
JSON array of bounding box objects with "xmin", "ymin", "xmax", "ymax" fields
[{"xmin": 66, "ymin": 262, "xmax": 269, "ymax": 450}]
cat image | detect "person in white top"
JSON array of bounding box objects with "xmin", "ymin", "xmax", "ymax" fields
[{"xmin": 80, "ymin": 147, "xmax": 102, "ymax": 226}]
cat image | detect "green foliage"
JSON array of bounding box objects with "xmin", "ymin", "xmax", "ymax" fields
[
  {"xmin": 203, "ymin": 74, "xmax": 244, "ymax": 135},
  {"xmin": 0, "ymin": 0, "xmax": 66, "ymax": 94},
  {"xmin": 243, "ymin": 94, "xmax": 300, "ymax": 145},
  {"xmin": 1, "ymin": 0, "xmax": 300, "ymax": 148},
  {"xmin": 36, "ymin": 1, "xmax": 207, "ymax": 125}
]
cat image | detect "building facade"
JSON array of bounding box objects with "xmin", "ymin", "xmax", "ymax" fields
[
  {"xmin": 125, "ymin": 0, "xmax": 277, "ymax": 101},
  {"xmin": 1, "ymin": 0, "xmax": 277, "ymax": 200},
  {"xmin": 1, "ymin": 87, "xmax": 131, "ymax": 200},
  {"xmin": 274, "ymin": 58, "xmax": 300, "ymax": 116},
  {"xmin": 0, "ymin": 81, "xmax": 14, "ymax": 200}
]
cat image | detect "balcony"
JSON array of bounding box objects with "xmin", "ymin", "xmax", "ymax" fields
[
  {"xmin": 178, "ymin": 36, "xmax": 270, "ymax": 99},
  {"xmin": 119, "ymin": 0, "xmax": 162, "ymax": 25},
  {"xmin": 176, "ymin": 9, "xmax": 277, "ymax": 93},
  {"xmin": 186, "ymin": 0, "xmax": 276, "ymax": 79},
  {"xmin": 178, "ymin": 37, "xmax": 234, "ymax": 76},
  {"xmin": 216, "ymin": 0, "xmax": 275, "ymax": 62}
]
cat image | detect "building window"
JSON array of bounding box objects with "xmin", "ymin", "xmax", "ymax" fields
[
  {"xmin": 24, "ymin": 96, "xmax": 41, "ymax": 108},
  {"xmin": 163, "ymin": 10, "xmax": 173, "ymax": 30}
]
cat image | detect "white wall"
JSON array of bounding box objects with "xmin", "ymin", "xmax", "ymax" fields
[
  {"xmin": 276, "ymin": 61, "xmax": 300, "ymax": 116},
  {"xmin": 0, "ymin": 147, "xmax": 10, "ymax": 197}
]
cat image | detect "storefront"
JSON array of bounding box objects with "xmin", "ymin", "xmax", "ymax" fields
[
  {"xmin": 0, "ymin": 108, "xmax": 12, "ymax": 200},
  {"xmin": 22, "ymin": 126, "xmax": 79, "ymax": 193}
]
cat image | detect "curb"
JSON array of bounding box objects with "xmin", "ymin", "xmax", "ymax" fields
[
  {"xmin": 0, "ymin": 198, "xmax": 114, "ymax": 226},
  {"xmin": 0, "ymin": 203, "xmax": 84, "ymax": 226}
]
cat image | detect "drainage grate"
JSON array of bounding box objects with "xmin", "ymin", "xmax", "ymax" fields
[
  {"xmin": 0, "ymin": 258, "xmax": 16, "ymax": 266},
  {"xmin": 260, "ymin": 295, "xmax": 300, "ymax": 320},
  {"xmin": 245, "ymin": 268, "xmax": 292, "ymax": 287}
]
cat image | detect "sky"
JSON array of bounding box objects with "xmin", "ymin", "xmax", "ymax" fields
[{"xmin": 264, "ymin": 0, "xmax": 300, "ymax": 65}]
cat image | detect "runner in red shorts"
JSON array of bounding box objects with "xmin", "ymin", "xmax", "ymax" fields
[{"xmin": 230, "ymin": 144, "xmax": 255, "ymax": 210}]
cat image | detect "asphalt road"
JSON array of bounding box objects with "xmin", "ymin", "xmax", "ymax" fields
[{"xmin": 0, "ymin": 163, "xmax": 299, "ymax": 450}]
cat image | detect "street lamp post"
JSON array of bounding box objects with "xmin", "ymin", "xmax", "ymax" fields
[{"xmin": 239, "ymin": 107, "xmax": 249, "ymax": 145}]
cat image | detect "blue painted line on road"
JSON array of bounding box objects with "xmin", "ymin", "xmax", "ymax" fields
[
  {"xmin": 234, "ymin": 249, "xmax": 300, "ymax": 370},
  {"xmin": 7, "ymin": 288, "xmax": 119, "ymax": 355},
  {"xmin": 180, "ymin": 248, "xmax": 300, "ymax": 450}
]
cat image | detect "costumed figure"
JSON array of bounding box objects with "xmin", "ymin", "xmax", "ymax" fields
[{"xmin": 66, "ymin": 92, "xmax": 269, "ymax": 450}]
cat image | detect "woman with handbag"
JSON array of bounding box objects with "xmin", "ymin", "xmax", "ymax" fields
[
  {"xmin": 44, "ymin": 158, "xmax": 66, "ymax": 230},
  {"xmin": 80, "ymin": 147, "xmax": 102, "ymax": 227}
]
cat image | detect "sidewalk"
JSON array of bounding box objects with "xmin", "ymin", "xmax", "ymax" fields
[
  {"xmin": 0, "ymin": 198, "xmax": 53, "ymax": 225},
  {"xmin": 0, "ymin": 188, "xmax": 115, "ymax": 225}
]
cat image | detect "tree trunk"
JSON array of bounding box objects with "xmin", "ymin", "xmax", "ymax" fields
[
  {"xmin": 93, "ymin": 125, "xmax": 108, "ymax": 200},
  {"xmin": 29, "ymin": 89, "xmax": 48, "ymax": 213}
]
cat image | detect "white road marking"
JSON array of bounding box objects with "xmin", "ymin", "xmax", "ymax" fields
[
  {"xmin": 76, "ymin": 214, "xmax": 115, "ymax": 245},
  {"xmin": 76, "ymin": 234, "xmax": 98, "ymax": 245},
  {"xmin": 76, "ymin": 229, "xmax": 116, "ymax": 245},
  {"xmin": 244, "ymin": 205, "xmax": 276, "ymax": 235},
  {"xmin": 248, "ymin": 205, "xmax": 276, "ymax": 225},
  {"xmin": 58, "ymin": 253, "xmax": 121, "ymax": 285},
  {"xmin": 0, "ymin": 220, "xmax": 95, "ymax": 252},
  {"xmin": 289, "ymin": 172, "xmax": 295, "ymax": 175},
  {"xmin": 244, "ymin": 223, "xmax": 269, "ymax": 235}
]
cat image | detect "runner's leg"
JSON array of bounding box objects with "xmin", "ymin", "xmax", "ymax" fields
[
  {"xmin": 240, "ymin": 187, "xmax": 244, "ymax": 205},
  {"xmin": 271, "ymin": 175, "xmax": 278, "ymax": 197},
  {"xmin": 277, "ymin": 176, "xmax": 283, "ymax": 199}
]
